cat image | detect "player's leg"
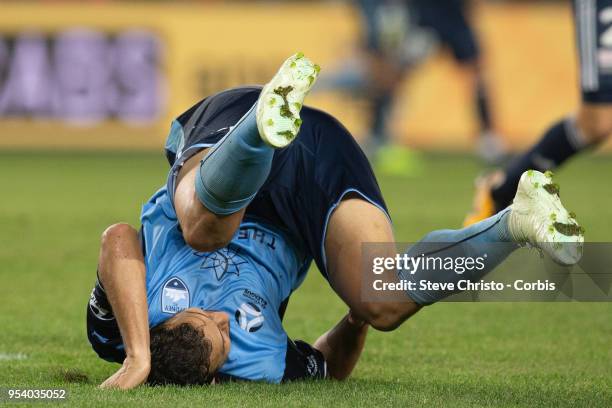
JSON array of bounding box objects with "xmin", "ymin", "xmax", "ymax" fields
[
  {"xmin": 354, "ymin": 0, "xmax": 405, "ymax": 151},
  {"xmin": 174, "ymin": 53, "xmax": 319, "ymax": 251},
  {"xmin": 324, "ymin": 196, "xmax": 420, "ymax": 330},
  {"xmin": 440, "ymin": 0, "xmax": 506, "ymax": 162},
  {"xmin": 366, "ymin": 55, "xmax": 403, "ymax": 146},
  {"xmin": 325, "ymin": 171, "xmax": 583, "ymax": 331},
  {"xmin": 464, "ymin": 105, "xmax": 612, "ymax": 227},
  {"xmin": 458, "ymin": 59, "xmax": 507, "ymax": 162},
  {"xmin": 464, "ymin": 0, "xmax": 612, "ymax": 225},
  {"xmin": 494, "ymin": 107, "xmax": 608, "ymax": 207},
  {"xmin": 360, "ymin": 51, "xmax": 404, "ymax": 156}
]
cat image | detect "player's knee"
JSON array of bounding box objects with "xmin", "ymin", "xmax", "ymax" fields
[
  {"xmin": 582, "ymin": 121, "xmax": 612, "ymax": 143},
  {"xmin": 100, "ymin": 223, "xmax": 137, "ymax": 252},
  {"xmin": 578, "ymin": 109, "xmax": 612, "ymax": 143},
  {"xmin": 361, "ymin": 302, "xmax": 412, "ymax": 332}
]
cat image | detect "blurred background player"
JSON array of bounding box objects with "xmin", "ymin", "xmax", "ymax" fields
[
  {"xmin": 354, "ymin": 0, "xmax": 428, "ymax": 175},
  {"xmin": 464, "ymin": 0, "xmax": 612, "ymax": 225},
  {"xmin": 410, "ymin": 0, "xmax": 505, "ymax": 163},
  {"xmin": 320, "ymin": 0, "xmax": 506, "ymax": 174}
]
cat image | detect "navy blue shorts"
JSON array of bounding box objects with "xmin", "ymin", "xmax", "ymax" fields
[
  {"xmin": 574, "ymin": 0, "xmax": 612, "ymax": 103},
  {"xmin": 413, "ymin": 0, "xmax": 480, "ymax": 63},
  {"xmin": 165, "ymin": 86, "xmax": 390, "ymax": 279}
]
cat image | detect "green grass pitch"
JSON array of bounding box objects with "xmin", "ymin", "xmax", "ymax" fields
[{"xmin": 0, "ymin": 151, "xmax": 610, "ymax": 407}]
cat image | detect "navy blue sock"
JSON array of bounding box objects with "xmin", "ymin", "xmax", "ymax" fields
[
  {"xmin": 194, "ymin": 103, "xmax": 274, "ymax": 215},
  {"xmin": 370, "ymin": 90, "xmax": 393, "ymax": 143},
  {"xmin": 476, "ymin": 80, "xmax": 492, "ymax": 132},
  {"xmin": 491, "ymin": 116, "xmax": 587, "ymax": 210}
]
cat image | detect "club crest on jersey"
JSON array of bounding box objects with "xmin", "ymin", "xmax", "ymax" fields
[
  {"xmin": 235, "ymin": 302, "xmax": 265, "ymax": 333},
  {"xmin": 162, "ymin": 277, "xmax": 190, "ymax": 314},
  {"xmin": 199, "ymin": 247, "xmax": 248, "ymax": 281}
]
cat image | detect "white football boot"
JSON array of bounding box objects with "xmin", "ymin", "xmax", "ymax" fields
[
  {"xmin": 256, "ymin": 52, "xmax": 320, "ymax": 148},
  {"xmin": 508, "ymin": 170, "xmax": 584, "ymax": 266}
]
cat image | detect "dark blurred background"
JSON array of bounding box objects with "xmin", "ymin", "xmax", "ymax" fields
[{"xmin": 0, "ymin": 0, "xmax": 601, "ymax": 156}]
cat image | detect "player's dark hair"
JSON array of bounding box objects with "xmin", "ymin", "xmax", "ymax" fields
[{"xmin": 148, "ymin": 323, "xmax": 213, "ymax": 386}]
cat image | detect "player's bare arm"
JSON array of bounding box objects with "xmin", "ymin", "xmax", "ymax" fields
[
  {"xmin": 96, "ymin": 223, "xmax": 151, "ymax": 390},
  {"xmin": 313, "ymin": 311, "xmax": 369, "ymax": 380}
]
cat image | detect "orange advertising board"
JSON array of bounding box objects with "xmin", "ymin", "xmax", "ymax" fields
[{"xmin": 0, "ymin": 1, "xmax": 595, "ymax": 151}]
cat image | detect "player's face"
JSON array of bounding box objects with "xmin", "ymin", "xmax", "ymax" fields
[{"xmin": 165, "ymin": 307, "xmax": 231, "ymax": 373}]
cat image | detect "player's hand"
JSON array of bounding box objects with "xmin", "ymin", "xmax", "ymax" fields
[{"xmin": 99, "ymin": 355, "xmax": 151, "ymax": 390}]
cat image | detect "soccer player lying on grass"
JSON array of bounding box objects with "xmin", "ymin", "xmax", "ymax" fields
[{"xmin": 88, "ymin": 53, "xmax": 584, "ymax": 389}]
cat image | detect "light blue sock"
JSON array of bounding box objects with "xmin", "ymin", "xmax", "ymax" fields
[
  {"xmin": 194, "ymin": 103, "xmax": 273, "ymax": 215},
  {"xmin": 399, "ymin": 208, "xmax": 518, "ymax": 305}
]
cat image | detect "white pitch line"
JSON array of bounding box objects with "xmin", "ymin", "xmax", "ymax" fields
[{"xmin": 0, "ymin": 353, "xmax": 28, "ymax": 361}]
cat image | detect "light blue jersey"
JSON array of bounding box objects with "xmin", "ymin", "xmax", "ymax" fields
[{"xmin": 140, "ymin": 186, "xmax": 310, "ymax": 383}]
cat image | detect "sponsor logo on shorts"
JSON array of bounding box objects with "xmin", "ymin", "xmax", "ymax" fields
[{"xmin": 88, "ymin": 288, "xmax": 114, "ymax": 321}]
